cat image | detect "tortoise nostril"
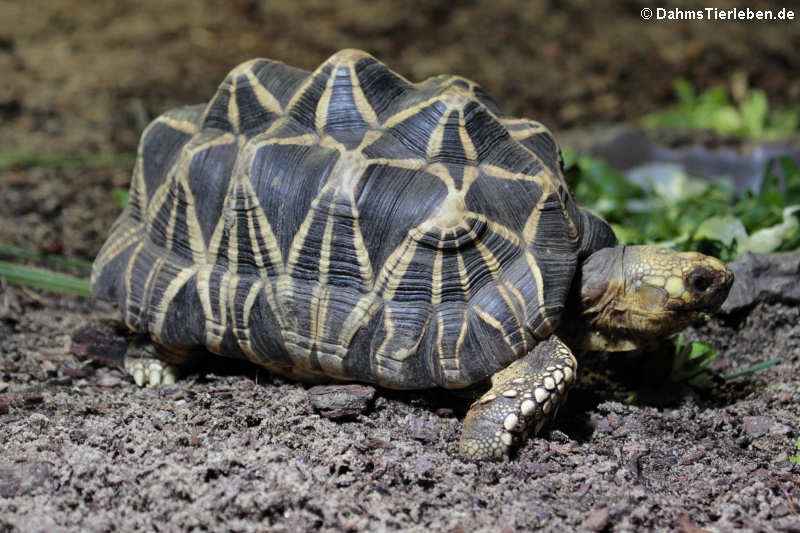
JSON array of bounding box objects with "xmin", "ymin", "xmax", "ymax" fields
[{"xmin": 689, "ymin": 273, "xmax": 711, "ymax": 293}]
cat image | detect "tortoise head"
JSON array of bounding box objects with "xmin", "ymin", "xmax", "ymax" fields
[{"xmin": 576, "ymin": 245, "xmax": 734, "ymax": 351}]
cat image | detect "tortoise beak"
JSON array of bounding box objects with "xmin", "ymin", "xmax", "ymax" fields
[{"xmin": 688, "ymin": 257, "xmax": 734, "ymax": 312}]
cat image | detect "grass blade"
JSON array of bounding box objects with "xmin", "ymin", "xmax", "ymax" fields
[{"xmin": 0, "ymin": 260, "xmax": 91, "ymax": 296}]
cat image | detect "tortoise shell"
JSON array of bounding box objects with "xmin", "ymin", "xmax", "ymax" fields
[{"xmin": 91, "ymin": 49, "xmax": 615, "ymax": 389}]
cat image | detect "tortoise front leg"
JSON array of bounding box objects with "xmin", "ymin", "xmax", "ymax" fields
[{"xmin": 459, "ymin": 336, "xmax": 577, "ymax": 460}]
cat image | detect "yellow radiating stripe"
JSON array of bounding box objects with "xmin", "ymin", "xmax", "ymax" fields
[
  {"xmin": 227, "ymin": 217, "xmax": 239, "ymax": 271},
  {"xmin": 522, "ymin": 194, "xmax": 544, "ymax": 243},
  {"xmin": 236, "ymin": 278, "xmax": 265, "ymax": 363},
  {"xmin": 425, "ymin": 110, "xmax": 450, "ymax": 160},
  {"xmin": 425, "ymin": 163, "xmax": 456, "ymax": 192},
  {"xmin": 241, "ymin": 179, "xmax": 284, "ymax": 272},
  {"xmin": 157, "ymin": 116, "xmax": 200, "ymax": 134},
  {"xmin": 150, "ymin": 266, "xmax": 199, "ymax": 342},
  {"xmin": 471, "ymin": 305, "xmax": 515, "ymax": 353},
  {"xmin": 502, "ymin": 279, "xmax": 529, "ymax": 354},
  {"xmin": 480, "ymin": 163, "xmax": 555, "ymax": 190},
  {"xmin": 93, "ymin": 223, "xmax": 143, "ymax": 276},
  {"xmin": 131, "ymin": 154, "xmax": 148, "ymax": 221},
  {"xmin": 367, "ymin": 157, "xmax": 426, "ymax": 172},
  {"xmin": 350, "ymin": 211, "xmax": 374, "ymax": 288},
  {"xmin": 314, "ymin": 66, "xmax": 335, "ymax": 132},
  {"xmin": 244, "ymin": 69, "xmax": 283, "ymax": 114},
  {"xmin": 458, "ymin": 110, "xmax": 478, "ymax": 161},
  {"xmin": 337, "ymin": 294, "xmax": 381, "ymax": 349},
  {"xmin": 139, "ymin": 255, "xmax": 165, "ymax": 329},
  {"xmin": 381, "ymin": 94, "xmax": 447, "ymax": 129},
  {"xmin": 431, "ymin": 249, "xmax": 443, "ymax": 306},
  {"xmin": 456, "ymin": 250, "xmax": 471, "ymax": 297},
  {"xmin": 122, "ymin": 241, "xmax": 145, "ymax": 327},
  {"xmin": 196, "ymin": 266, "xmax": 215, "ymax": 332},
  {"xmin": 163, "ymin": 184, "xmax": 180, "ymax": 252},
  {"xmin": 436, "ymin": 313, "xmax": 445, "ymax": 367},
  {"xmin": 375, "ymin": 238, "xmax": 418, "ymax": 300},
  {"xmin": 524, "ymin": 250, "xmax": 549, "ymax": 328},
  {"xmin": 227, "ymin": 76, "xmax": 240, "ymax": 131},
  {"xmin": 256, "ymin": 134, "xmax": 318, "ymax": 148},
  {"xmin": 348, "ymin": 63, "xmax": 379, "ymax": 126}
]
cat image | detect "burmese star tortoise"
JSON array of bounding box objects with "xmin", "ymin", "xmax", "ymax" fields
[{"xmin": 92, "ymin": 49, "xmax": 734, "ymax": 460}]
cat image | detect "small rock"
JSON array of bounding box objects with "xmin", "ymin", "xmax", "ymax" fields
[
  {"xmin": 413, "ymin": 457, "xmax": 434, "ymax": 477},
  {"xmin": 583, "ymin": 508, "xmax": 610, "ymax": 532},
  {"xmin": 409, "ymin": 416, "xmax": 438, "ymax": 443},
  {"xmin": 0, "ymin": 461, "xmax": 57, "ymax": 497},
  {"xmin": 307, "ymin": 384, "xmax": 375, "ymax": 419},
  {"xmin": 722, "ymin": 251, "xmax": 800, "ymax": 313},
  {"xmin": 70, "ymin": 320, "xmax": 128, "ymax": 369},
  {"xmin": 743, "ymin": 416, "xmax": 772, "ymax": 438}
]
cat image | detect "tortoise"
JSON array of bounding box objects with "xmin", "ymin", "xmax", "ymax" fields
[{"xmin": 91, "ymin": 49, "xmax": 734, "ymax": 460}]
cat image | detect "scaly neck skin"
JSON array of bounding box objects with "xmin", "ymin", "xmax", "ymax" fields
[{"xmin": 558, "ymin": 245, "xmax": 637, "ymax": 352}]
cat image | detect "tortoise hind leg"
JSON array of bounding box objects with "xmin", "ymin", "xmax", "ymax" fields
[
  {"xmin": 459, "ymin": 336, "xmax": 577, "ymax": 460},
  {"xmin": 124, "ymin": 337, "xmax": 194, "ymax": 386}
]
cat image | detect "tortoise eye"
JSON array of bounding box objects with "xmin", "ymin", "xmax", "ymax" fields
[{"xmin": 688, "ymin": 272, "xmax": 711, "ymax": 293}]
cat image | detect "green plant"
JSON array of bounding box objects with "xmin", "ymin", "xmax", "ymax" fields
[
  {"xmin": 564, "ymin": 152, "xmax": 800, "ymax": 262},
  {"xmin": 641, "ymin": 78, "xmax": 800, "ymax": 139},
  {"xmin": 791, "ymin": 438, "xmax": 800, "ymax": 463}
]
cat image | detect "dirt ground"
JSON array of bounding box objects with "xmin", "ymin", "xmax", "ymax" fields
[{"xmin": 1, "ymin": 1, "xmax": 799, "ymax": 531}]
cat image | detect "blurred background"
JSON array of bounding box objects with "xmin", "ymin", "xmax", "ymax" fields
[{"xmin": 1, "ymin": 0, "xmax": 799, "ymax": 261}]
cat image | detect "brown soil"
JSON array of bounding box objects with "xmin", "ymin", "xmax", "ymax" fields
[{"xmin": 1, "ymin": 1, "xmax": 799, "ymax": 531}]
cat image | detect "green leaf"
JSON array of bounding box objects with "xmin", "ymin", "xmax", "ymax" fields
[{"xmin": 694, "ymin": 216, "xmax": 747, "ymax": 247}]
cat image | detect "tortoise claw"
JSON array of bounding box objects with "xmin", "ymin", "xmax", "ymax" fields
[{"xmin": 125, "ymin": 357, "xmax": 178, "ymax": 387}]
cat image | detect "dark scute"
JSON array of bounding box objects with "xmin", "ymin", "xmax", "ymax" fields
[
  {"xmin": 287, "ymin": 65, "xmax": 332, "ymax": 131},
  {"xmin": 203, "ymin": 81, "xmax": 235, "ymax": 132},
  {"xmin": 371, "ymin": 301, "xmax": 436, "ymax": 388},
  {"xmin": 432, "ymin": 111, "xmax": 467, "ymax": 165},
  {"xmin": 577, "ymin": 207, "xmax": 618, "ymax": 259},
  {"xmin": 465, "ymin": 174, "xmax": 542, "ymax": 234},
  {"xmin": 157, "ymin": 273, "xmax": 205, "ymax": 348},
  {"xmin": 439, "ymin": 252, "xmax": 468, "ymax": 303},
  {"xmin": 531, "ymin": 192, "xmax": 580, "ymax": 324},
  {"xmin": 234, "ymin": 209, "xmax": 260, "ymax": 277},
  {"xmin": 471, "ymin": 85, "xmax": 503, "ymax": 115},
  {"xmin": 386, "ymin": 102, "xmax": 446, "ymax": 156},
  {"xmin": 517, "ymin": 131, "xmax": 560, "ymax": 176},
  {"xmin": 250, "ymin": 60, "xmax": 311, "ymax": 109},
  {"xmin": 182, "ymin": 137, "xmax": 237, "ymax": 251},
  {"xmin": 361, "ymin": 131, "xmax": 422, "ymax": 160},
  {"xmin": 354, "ymin": 57, "xmax": 412, "ymax": 124},
  {"xmin": 247, "ymin": 282, "xmax": 293, "ymax": 368},
  {"xmin": 342, "ymin": 306, "xmax": 383, "ymax": 383},
  {"xmin": 147, "ymin": 187, "xmax": 175, "ymax": 250},
  {"xmin": 463, "ymin": 102, "xmax": 510, "ymax": 161},
  {"xmin": 234, "ymin": 74, "xmax": 279, "ymax": 135},
  {"xmin": 390, "ymin": 245, "xmax": 437, "ymax": 303},
  {"xmin": 141, "ymin": 121, "xmax": 193, "ymax": 203},
  {"xmin": 249, "ymin": 142, "xmax": 340, "ymax": 260},
  {"xmin": 457, "ymin": 306, "xmax": 514, "ymax": 383},
  {"xmin": 289, "ymin": 197, "xmax": 328, "ymax": 282},
  {"xmin": 168, "ymin": 185, "xmax": 193, "ymax": 260},
  {"xmin": 327, "ymin": 197, "xmax": 370, "ymax": 290},
  {"xmin": 483, "ymin": 141, "xmax": 543, "ymax": 177},
  {"xmin": 323, "ymin": 67, "xmax": 369, "ymax": 148},
  {"xmin": 425, "ymin": 301, "xmax": 469, "ymax": 386},
  {"xmin": 355, "ymin": 164, "xmax": 447, "ymax": 271}
]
